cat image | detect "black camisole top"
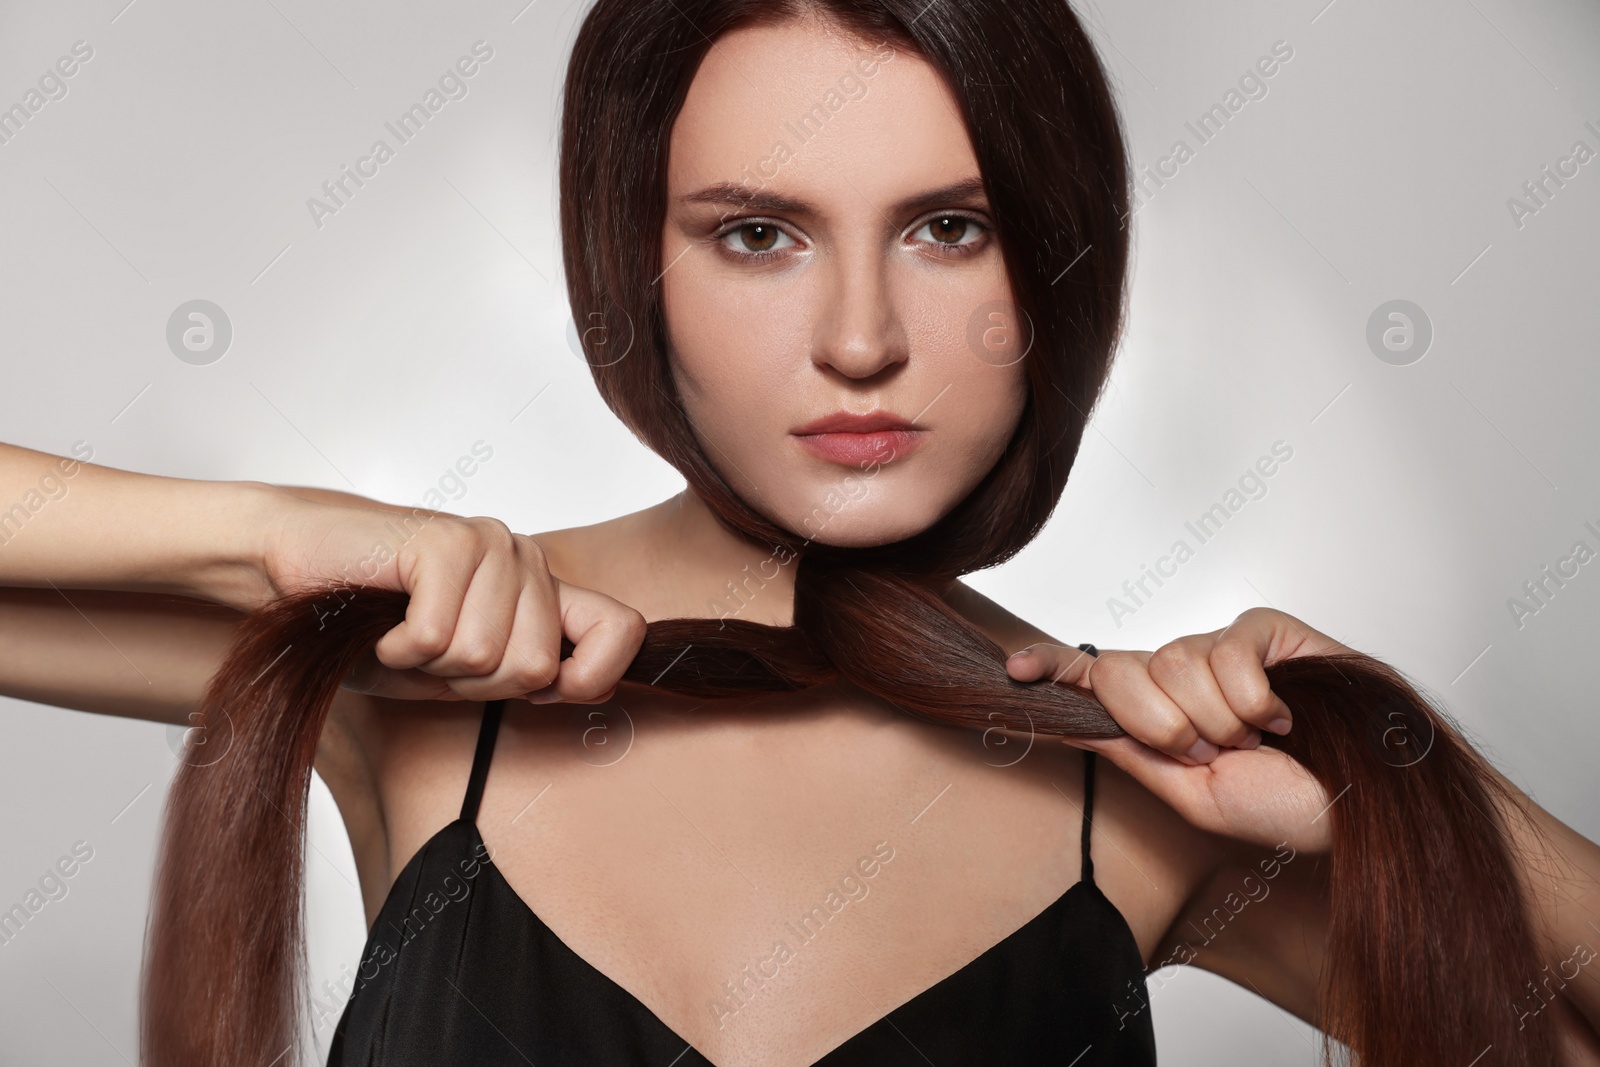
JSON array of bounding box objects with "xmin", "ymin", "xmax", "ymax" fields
[{"xmin": 327, "ymin": 653, "xmax": 1158, "ymax": 1065}]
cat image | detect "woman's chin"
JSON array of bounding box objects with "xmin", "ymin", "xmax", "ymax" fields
[{"xmin": 772, "ymin": 504, "xmax": 944, "ymax": 549}]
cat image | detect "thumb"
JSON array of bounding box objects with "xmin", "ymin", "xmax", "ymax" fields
[
  {"xmin": 340, "ymin": 647, "xmax": 456, "ymax": 700},
  {"xmin": 1006, "ymin": 642, "xmax": 1099, "ymax": 688},
  {"xmin": 1063, "ymin": 734, "xmax": 1208, "ymax": 816}
]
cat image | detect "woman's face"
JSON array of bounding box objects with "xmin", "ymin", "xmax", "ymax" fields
[{"xmin": 660, "ymin": 16, "xmax": 1028, "ymax": 547}]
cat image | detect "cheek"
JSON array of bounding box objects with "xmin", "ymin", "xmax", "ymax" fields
[
  {"xmin": 916, "ymin": 321, "xmax": 1029, "ymax": 470},
  {"xmin": 663, "ymin": 268, "xmax": 812, "ymax": 478},
  {"xmin": 947, "ymin": 367, "xmax": 1027, "ymax": 486},
  {"xmin": 660, "ymin": 221, "xmax": 821, "ymax": 396}
]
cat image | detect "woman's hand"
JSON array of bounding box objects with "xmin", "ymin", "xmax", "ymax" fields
[
  {"xmin": 1006, "ymin": 607, "xmax": 1353, "ymax": 851},
  {"xmin": 253, "ymin": 488, "xmax": 646, "ymax": 706}
]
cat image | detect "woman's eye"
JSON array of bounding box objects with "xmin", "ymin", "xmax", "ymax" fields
[
  {"xmin": 718, "ymin": 222, "xmax": 797, "ymax": 258},
  {"xmin": 911, "ymin": 214, "xmax": 988, "ymax": 252}
]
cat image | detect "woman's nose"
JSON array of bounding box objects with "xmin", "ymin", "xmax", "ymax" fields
[{"xmin": 809, "ymin": 250, "xmax": 909, "ymax": 380}]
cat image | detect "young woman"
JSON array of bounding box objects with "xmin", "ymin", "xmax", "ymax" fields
[{"xmin": 4, "ymin": 1, "xmax": 1598, "ymax": 1065}]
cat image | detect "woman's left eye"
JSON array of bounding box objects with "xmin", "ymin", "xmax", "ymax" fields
[
  {"xmin": 716, "ymin": 222, "xmax": 798, "ymax": 259},
  {"xmin": 910, "ymin": 213, "xmax": 989, "ymax": 253}
]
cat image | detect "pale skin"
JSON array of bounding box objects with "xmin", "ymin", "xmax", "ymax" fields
[{"xmin": 2, "ymin": 13, "xmax": 1598, "ymax": 1067}]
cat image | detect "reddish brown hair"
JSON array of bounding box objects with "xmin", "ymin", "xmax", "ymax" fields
[{"xmin": 142, "ymin": 2, "xmax": 1557, "ymax": 1064}]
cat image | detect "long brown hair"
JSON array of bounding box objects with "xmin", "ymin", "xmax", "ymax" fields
[{"xmin": 142, "ymin": 2, "xmax": 1557, "ymax": 1064}]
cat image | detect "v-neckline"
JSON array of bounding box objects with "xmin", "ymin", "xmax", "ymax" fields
[{"xmin": 448, "ymin": 817, "xmax": 1113, "ymax": 1067}]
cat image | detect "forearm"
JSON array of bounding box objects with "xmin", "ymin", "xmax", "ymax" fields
[
  {"xmin": 0, "ymin": 587, "xmax": 245, "ymax": 726},
  {"xmin": 1486, "ymin": 760, "xmax": 1600, "ymax": 1040},
  {"xmin": 0, "ymin": 441, "xmax": 274, "ymax": 607},
  {"xmin": 0, "ymin": 457, "xmax": 420, "ymax": 725}
]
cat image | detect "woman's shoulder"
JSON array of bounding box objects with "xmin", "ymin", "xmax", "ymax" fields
[
  {"xmin": 524, "ymin": 509, "xmax": 685, "ymax": 617},
  {"xmin": 316, "ymin": 508, "xmax": 682, "ymax": 925}
]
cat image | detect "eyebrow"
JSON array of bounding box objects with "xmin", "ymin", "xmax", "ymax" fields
[{"xmin": 677, "ymin": 176, "xmax": 990, "ymax": 218}]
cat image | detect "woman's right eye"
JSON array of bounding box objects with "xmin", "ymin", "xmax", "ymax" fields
[{"xmin": 716, "ymin": 221, "xmax": 798, "ymax": 259}]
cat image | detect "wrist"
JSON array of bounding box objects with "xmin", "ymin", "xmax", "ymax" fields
[{"xmin": 177, "ymin": 479, "xmax": 283, "ymax": 610}]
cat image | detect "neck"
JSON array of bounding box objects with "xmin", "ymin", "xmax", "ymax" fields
[
  {"xmin": 586, "ymin": 488, "xmax": 965, "ymax": 629},
  {"xmin": 641, "ymin": 488, "xmax": 802, "ymax": 627}
]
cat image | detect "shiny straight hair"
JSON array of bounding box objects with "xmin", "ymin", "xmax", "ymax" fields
[{"xmin": 141, "ymin": 1, "xmax": 1557, "ymax": 1065}]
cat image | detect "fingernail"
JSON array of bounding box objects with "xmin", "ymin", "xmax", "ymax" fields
[
  {"xmin": 1007, "ymin": 649, "xmax": 1033, "ymax": 662},
  {"xmin": 1265, "ymin": 716, "xmax": 1292, "ymax": 735},
  {"xmin": 1239, "ymin": 730, "xmax": 1262, "ymax": 750},
  {"xmin": 1184, "ymin": 739, "xmax": 1221, "ymax": 763},
  {"xmin": 525, "ymin": 689, "xmax": 560, "ymax": 704}
]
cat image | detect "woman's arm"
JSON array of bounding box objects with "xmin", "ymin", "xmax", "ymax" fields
[
  {"xmin": 1011, "ymin": 614, "xmax": 1600, "ymax": 1060},
  {"xmin": 1, "ymin": 440, "xmax": 649, "ymax": 722},
  {"xmin": 0, "ymin": 587, "xmax": 246, "ymax": 726},
  {"xmin": 1489, "ymin": 763, "xmax": 1600, "ymax": 1041},
  {"xmin": 0, "ymin": 440, "xmax": 275, "ymax": 608},
  {"xmin": 0, "ymin": 438, "xmax": 289, "ymax": 726},
  {"xmin": 1168, "ymin": 776, "xmax": 1600, "ymax": 1062},
  {"xmin": 0, "ymin": 438, "xmax": 430, "ymax": 725}
]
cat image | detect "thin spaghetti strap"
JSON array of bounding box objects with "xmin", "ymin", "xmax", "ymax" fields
[
  {"xmin": 1080, "ymin": 748, "xmax": 1097, "ymax": 886},
  {"xmin": 1075, "ymin": 642, "xmax": 1099, "ymax": 886},
  {"xmin": 459, "ymin": 699, "xmax": 506, "ymax": 824}
]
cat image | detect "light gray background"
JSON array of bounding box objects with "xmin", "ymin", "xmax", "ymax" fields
[{"xmin": 1, "ymin": 0, "xmax": 1597, "ymax": 1063}]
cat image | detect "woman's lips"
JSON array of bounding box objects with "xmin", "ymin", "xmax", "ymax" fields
[{"xmin": 792, "ymin": 429, "xmax": 926, "ymax": 466}]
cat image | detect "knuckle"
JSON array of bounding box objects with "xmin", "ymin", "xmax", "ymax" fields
[
  {"xmin": 1147, "ymin": 717, "xmax": 1194, "ymax": 753},
  {"xmin": 433, "ymin": 518, "xmax": 479, "ymax": 550},
  {"xmin": 1237, "ymin": 686, "xmax": 1281, "ymax": 721},
  {"xmin": 410, "ymin": 523, "xmax": 476, "ymax": 567},
  {"xmin": 1090, "ymin": 651, "xmax": 1137, "ymax": 688},
  {"xmin": 452, "ymin": 639, "xmax": 502, "ymax": 676},
  {"xmin": 1206, "ymin": 644, "xmax": 1277, "ymax": 719},
  {"xmin": 1209, "ymin": 633, "xmax": 1260, "ymax": 668},
  {"xmin": 516, "ymin": 533, "xmax": 550, "ymax": 569},
  {"xmin": 406, "ymin": 621, "xmax": 454, "ymax": 661},
  {"xmin": 1209, "ymin": 638, "xmax": 1253, "ymax": 668},
  {"xmin": 474, "ymin": 515, "xmax": 514, "ymax": 543},
  {"xmin": 462, "ymin": 516, "xmax": 514, "ymax": 555},
  {"xmin": 1146, "ymin": 642, "xmax": 1201, "ymax": 682},
  {"xmin": 557, "ymin": 662, "xmax": 608, "ymax": 701},
  {"xmin": 510, "ymin": 650, "xmax": 560, "ymax": 690},
  {"xmin": 1208, "ymin": 644, "xmax": 1258, "ymax": 685},
  {"xmin": 620, "ymin": 607, "xmax": 648, "ymax": 648}
]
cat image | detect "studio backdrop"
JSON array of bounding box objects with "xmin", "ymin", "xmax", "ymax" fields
[{"xmin": 0, "ymin": 0, "xmax": 1596, "ymax": 1063}]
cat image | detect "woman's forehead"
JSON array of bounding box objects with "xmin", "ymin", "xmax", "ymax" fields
[{"xmin": 665, "ymin": 19, "xmax": 979, "ymax": 211}]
